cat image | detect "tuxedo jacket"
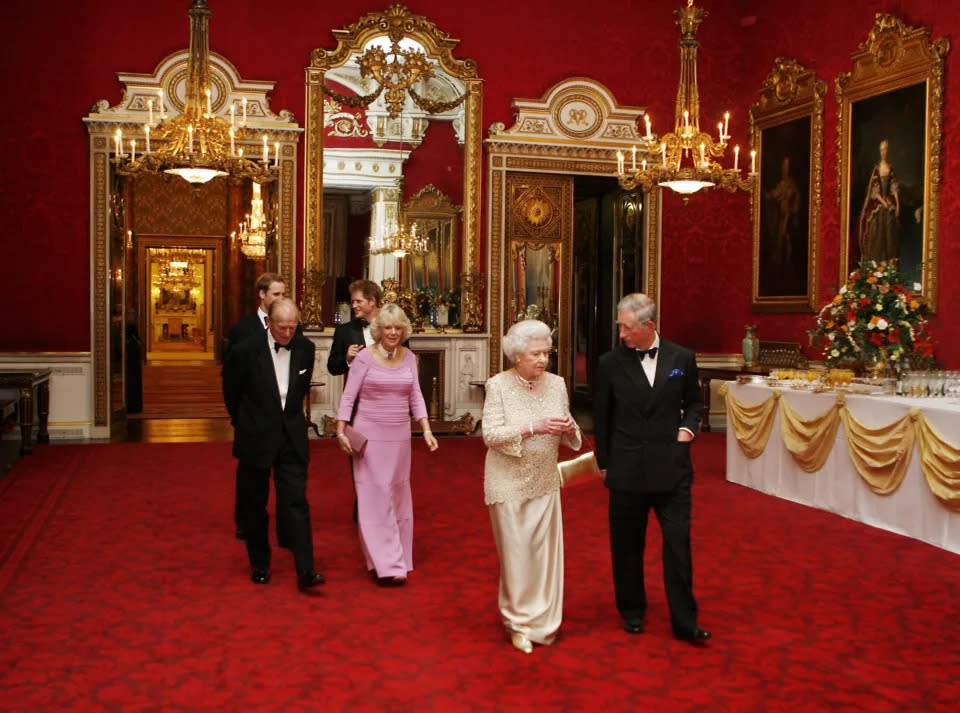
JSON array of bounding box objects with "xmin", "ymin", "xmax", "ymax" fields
[
  {"xmin": 226, "ymin": 313, "xmax": 266, "ymax": 355},
  {"xmin": 327, "ymin": 319, "xmax": 366, "ymax": 377},
  {"xmin": 222, "ymin": 331, "xmax": 315, "ymax": 469},
  {"xmin": 594, "ymin": 339, "xmax": 703, "ymax": 493}
]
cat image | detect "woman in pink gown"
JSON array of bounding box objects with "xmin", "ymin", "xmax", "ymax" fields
[{"xmin": 336, "ymin": 303, "xmax": 439, "ymax": 585}]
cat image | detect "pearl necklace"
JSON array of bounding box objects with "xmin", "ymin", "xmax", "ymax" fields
[
  {"xmin": 514, "ymin": 372, "xmax": 540, "ymax": 391},
  {"xmin": 376, "ymin": 343, "xmax": 397, "ymax": 360}
]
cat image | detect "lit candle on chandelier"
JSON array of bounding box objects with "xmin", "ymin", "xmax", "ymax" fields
[
  {"xmin": 644, "ymin": 114, "xmax": 652, "ymax": 140},
  {"xmin": 157, "ymin": 89, "xmax": 165, "ymax": 119},
  {"xmin": 274, "ymin": 142, "xmax": 280, "ymax": 167},
  {"xmin": 683, "ymin": 110, "xmax": 690, "ymax": 135},
  {"xmin": 641, "ymin": 158, "xmax": 647, "ymax": 172},
  {"xmin": 631, "ymin": 145, "xmax": 636, "ymax": 171},
  {"xmin": 262, "ymin": 135, "xmax": 268, "ymax": 163},
  {"xmin": 147, "ymin": 99, "xmax": 153, "ymax": 126},
  {"xmin": 229, "ymin": 128, "xmax": 235, "ymax": 156},
  {"xmin": 723, "ymin": 112, "xmax": 730, "ymax": 139},
  {"xmin": 699, "ymin": 142, "xmax": 706, "ymax": 166},
  {"xmin": 734, "ymin": 145, "xmax": 740, "ymax": 171},
  {"xmin": 717, "ymin": 122, "xmax": 723, "ymax": 143},
  {"xmin": 229, "ymin": 104, "xmax": 235, "ymax": 130},
  {"xmin": 187, "ymin": 125, "xmax": 194, "ymax": 154},
  {"xmin": 205, "ymin": 88, "xmax": 212, "ymax": 116},
  {"xmin": 114, "ymin": 130, "xmax": 122, "ymax": 158},
  {"xmin": 144, "ymin": 124, "xmax": 150, "ymax": 153},
  {"xmin": 750, "ymin": 149, "xmax": 757, "ymax": 175},
  {"xmin": 130, "ymin": 139, "xmax": 136, "ymax": 162},
  {"xmin": 661, "ymin": 142, "xmax": 667, "ymax": 168},
  {"xmin": 616, "ymin": 151, "xmax": 624, "ymax": 175}
]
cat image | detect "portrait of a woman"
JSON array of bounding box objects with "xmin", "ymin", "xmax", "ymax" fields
[{"xmin": 857, "ymin": 138, "xmax": 901, "ymax": 263}]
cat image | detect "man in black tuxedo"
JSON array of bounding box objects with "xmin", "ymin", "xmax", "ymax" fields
[
  {"xmin": 225, "ymin": 272, "xmax": 287, "ymax": 540},
  {"xmin": 327, "ymin": 279, "xmax": 381, "ymax": 522},
  {"xmin": 222, "ymin": 297, "xmax": 324, "ymax": 591},
  {"xmin": 594, "ymin": 293, "xmax": 710, "ymax": 644},
  {"xmin": 327, "ymin": 279, "xmax": 381, "ymax": 378}
]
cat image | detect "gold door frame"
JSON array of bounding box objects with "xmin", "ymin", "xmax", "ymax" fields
[
  {"xmin": 486, "ymin": 78, "xmax": 661, "ymax": 383},
  {"xmin": 304, "ymin": 6, "xmax": 483, "ymax": 329}
]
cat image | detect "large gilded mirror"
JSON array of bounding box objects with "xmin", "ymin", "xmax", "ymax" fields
[{"xmin": 304, "ymin": 5, "xmax": 483, "ymax": 330}]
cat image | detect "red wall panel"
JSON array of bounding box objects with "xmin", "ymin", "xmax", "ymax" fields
[{"xmin": 1, "ymin": 0, "xmax": 956, "ymax": 364}]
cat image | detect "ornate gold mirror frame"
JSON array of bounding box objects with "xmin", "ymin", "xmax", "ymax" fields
[
  {"xmin": 836, "ymin": 14, "xmax": 950, "ymax": 311},
  {"xmin": 749, "ymin": 58, "xmax": 825, "ymax": 312},
  {"xmin": 304, "ymin": 5, "xmax": 483, "ymax": 329}
]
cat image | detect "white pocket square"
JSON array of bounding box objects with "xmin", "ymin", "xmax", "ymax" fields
[{"xmin": 298, "ymin": 369, "xmax": 308, "ymax": 375}]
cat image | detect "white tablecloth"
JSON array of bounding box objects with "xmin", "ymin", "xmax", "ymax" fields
[{"xmin": 725, "ymin": 382, "xmax": 960, "ymax": 554}]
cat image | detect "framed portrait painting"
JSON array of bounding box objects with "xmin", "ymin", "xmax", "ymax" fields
[
  {"xmin": 750, "ymin": 58, "xmax": 825, "ymax": 312},
  {"xmin": 836, "ymin": 14, "xmax": 950, "ymax": 311}
]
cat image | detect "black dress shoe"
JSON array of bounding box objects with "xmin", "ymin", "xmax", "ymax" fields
[
  {"xmin": 623, "ymin": 619, "xmax": 645, "ymax": 634},
  {"xmin": 376, "ymin": 575, "xmax": 407, "ymax": 587},
  {"xmin": 297, "ymin": 570, "xmax": 326, "ymax": 590},
  {"xmin": 674, "ymin": 627, "xmax": 712, "ymax": 645},
  {"xmin": 251, "ymin": 568, "xmax": 270, "ymax": 584}
]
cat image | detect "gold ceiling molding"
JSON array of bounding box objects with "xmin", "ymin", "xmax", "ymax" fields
[{"xmin": 304, "ymin": 5, "xmax": 483, "ymax": 330}]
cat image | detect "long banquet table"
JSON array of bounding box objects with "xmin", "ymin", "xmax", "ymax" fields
[{"xmin": 725, "ymin": 382, "xmax": 960, "ymax": 554}]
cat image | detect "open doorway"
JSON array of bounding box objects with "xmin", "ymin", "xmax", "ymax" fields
[{"xmin": 571, "ymin": 177, "xmax": 646, "ymax": 419}]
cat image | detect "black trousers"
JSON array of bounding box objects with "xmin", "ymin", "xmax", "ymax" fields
[
  {"xmin": 237, "ymin": 440, "xmax": 314, "ymax": 573},
  {"xmin": 608, "ymin": 482, "xmax": 698, "ymax": 636}
]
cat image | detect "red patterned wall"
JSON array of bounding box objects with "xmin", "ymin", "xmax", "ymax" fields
[{"xmin": 1, "ymin": 0, "xmax": 956, "ymax": 365}]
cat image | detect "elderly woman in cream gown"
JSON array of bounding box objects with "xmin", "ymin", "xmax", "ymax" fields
[{"xmin": 482, "ymin": 319, "xmax": 581, "ymax": 654}]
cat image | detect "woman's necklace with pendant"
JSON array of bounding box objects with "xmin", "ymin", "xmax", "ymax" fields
[
  {"xmin": 376, "ymin": 343, "xmax": 397, "ymax": 360},
  {"xmin": 514, "ymin": 372, "xmax": 539, "ymax": 391}
]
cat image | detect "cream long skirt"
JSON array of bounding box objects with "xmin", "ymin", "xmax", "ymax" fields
[{"xmin": 488, "ymin": 490, "xmax": 564, "ymax": 644}]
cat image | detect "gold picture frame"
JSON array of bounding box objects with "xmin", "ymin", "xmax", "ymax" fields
[
  {"xmin": 750, "ymin": 58, "xmax": 825, "ymax": 312},
  {"xmin": 836, "ymin": 14, "xmax": 950, "ymax": 311}
]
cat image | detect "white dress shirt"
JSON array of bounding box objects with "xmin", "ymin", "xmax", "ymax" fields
[
  {"xmin": 257, "ymin": 307, "xmax": 269, "ymax": 329},
  {"xmin": 266, "ymin": 330, "xmax": 290, "ymax": 410},
  {"xmin": 636, "ymin": 334, "xmax": 661, "ymax": 387}
]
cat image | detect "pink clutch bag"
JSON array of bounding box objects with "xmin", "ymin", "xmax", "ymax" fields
[{"xmin": 343, "ymin": 425, "xmax": 368, "ymax": 455}]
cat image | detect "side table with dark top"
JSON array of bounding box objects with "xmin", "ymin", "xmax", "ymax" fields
[
  {"xmin": 698, "ymin": 366, "xmax": 768, "ymax": 432},
  {"xmin": 0, "ymin": 369, "xmax": 52, "ymax": 454}
]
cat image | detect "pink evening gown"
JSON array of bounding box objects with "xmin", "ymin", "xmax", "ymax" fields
[{"xmin": 336, "ymin": 347, "xmax": 428, "ymax": 578}]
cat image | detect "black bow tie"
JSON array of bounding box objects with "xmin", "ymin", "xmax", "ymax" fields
[
  {"xmin": 273, "ymin": 342, "xmax": 291, "ymax": 353},
  {"xmin": 636, "ymin": 347, "xmax": 658, "ymax": 361},
  {"xmin": 358, "ymin": 318, "xmax": 369, "ymax": 328}
]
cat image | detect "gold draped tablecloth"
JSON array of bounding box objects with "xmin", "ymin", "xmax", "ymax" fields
[
  {"xmin": 722, "ymin": 382, "xmax": 960, "ymax": 553},
  {"xmin": 722, "ymin": 384, "xmax": 959, "ymax": 509}
]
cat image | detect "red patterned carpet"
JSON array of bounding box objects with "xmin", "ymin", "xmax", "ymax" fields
[{"xmin": 1, "ymin": 435, "xmax": 958, "ymax": 713}]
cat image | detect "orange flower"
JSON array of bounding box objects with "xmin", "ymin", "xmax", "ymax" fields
[{"xmin": 866, "ymin": 276, "xmax": 878, "ymax": 284}]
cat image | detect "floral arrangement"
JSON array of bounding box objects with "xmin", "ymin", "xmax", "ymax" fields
[{"xmin": 810, "ymin": 260, "xmax": 934, "ymax": 369}]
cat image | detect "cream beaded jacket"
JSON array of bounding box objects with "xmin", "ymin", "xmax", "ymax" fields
[{"xmin": 482, "ymin": 371, "xmax": 582, "ymax": 505}]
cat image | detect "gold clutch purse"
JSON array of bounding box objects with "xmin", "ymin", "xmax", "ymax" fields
[{"xmin": 557, "ymin": 451, "xmax": 603, "ymax": 488}]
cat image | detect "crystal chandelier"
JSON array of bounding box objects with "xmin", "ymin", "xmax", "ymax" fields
[
  {"xmin": 234, "ymin": 182, "xmax": 272, "ymax": 259},
  {"xmin": 616, "ymin": 0, "xmax": 755, "ymax": 199},
  {"xmin": 369, "ymin": 216, "xmax": 428, "ymax": 258},
  {"xmin": 154, "ymin": 249, "xmax": 202, "ymax": 291},
  {"xmin": 112, "ymin": 0, "xmax": 278, "ymax": 186}
]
